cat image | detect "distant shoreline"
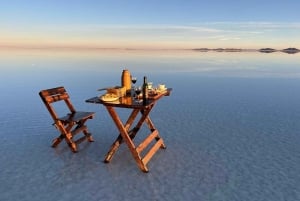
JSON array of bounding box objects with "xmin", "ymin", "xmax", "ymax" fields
[{"xmin": 0, "ymin": 45, "xmax": 299, "ymax": 54}]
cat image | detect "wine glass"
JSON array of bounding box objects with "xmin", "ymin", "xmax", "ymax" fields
[
  {"xmin": 131, "ymin": 76, "xmax": 137, "ymax": 85},
  {"xmin": 131, "ymin": 76, "xmax": 137, "ymax": 97},
  {"xmin": 135, "ymin": 86, "xmax": 142, "ymax": 99}
]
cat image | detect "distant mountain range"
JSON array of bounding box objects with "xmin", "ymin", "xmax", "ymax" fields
[{"xmin": 193, "ymin": 47, "xmax": 300, "ymax": 54}]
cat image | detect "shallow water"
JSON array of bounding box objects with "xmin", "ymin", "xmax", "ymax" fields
[{"xmin": 0, "ymin": 49, "xmax": 300, "ymax": 201}]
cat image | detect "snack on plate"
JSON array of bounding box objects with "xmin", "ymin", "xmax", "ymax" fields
[
  {"xmin": 100, "ymin": 93, "xmax": 119, "ymax": 102},
  {"xmin": 107, "ymin": 86, "xmax": 126, "ymax": 97}
]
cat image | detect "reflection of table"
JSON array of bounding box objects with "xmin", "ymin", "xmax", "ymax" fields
[{"xmin": 86, "ymin": 89, "xmax": 172, "ymax": 172}]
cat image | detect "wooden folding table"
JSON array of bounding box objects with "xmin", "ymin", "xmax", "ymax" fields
[{"xmin": 86, "ymin": 89, "xmax": 172, "ymax": 172}]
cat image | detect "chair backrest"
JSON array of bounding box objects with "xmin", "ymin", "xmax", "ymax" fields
[{"xmin": 39, "ymin": 86, "xmax": 76, "ymax": 121}]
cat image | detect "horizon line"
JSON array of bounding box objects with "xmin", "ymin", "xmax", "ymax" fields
[{"xmin": 0, "ymin": 44, "xmax": 299, "ymax": 51}]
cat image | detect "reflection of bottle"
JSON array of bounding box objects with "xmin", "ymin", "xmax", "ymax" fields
[
  {"xmin": 121, "ymin": 69, "xmax": 131, "ymax": 94},
  {"xmin": 142, "ymin": 76, "xmax": 148, "ymax": 105}
]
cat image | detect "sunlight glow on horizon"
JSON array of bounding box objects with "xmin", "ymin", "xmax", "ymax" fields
[{"xmin": 1, "ymin": 22, "xmax": 300, "ymax": 50}]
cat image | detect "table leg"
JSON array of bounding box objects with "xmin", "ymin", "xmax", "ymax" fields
[
  {"xmin": 141, "ymin": 106, "xmax": 166, "ymax": 149},
  {"xmin": 105, "ymin": 106, "xmax": 149, "ymax": 172},
  {"xmin": 145, "ymin": 116, "xmax": 166, "ymax": 149},
  {"xmin": 103, "ymin": 104, "xmax": 166, "ymax": 173},
  {"xmin": 104, "ymin": 109, "xmax": 139, "ymax": 162}
]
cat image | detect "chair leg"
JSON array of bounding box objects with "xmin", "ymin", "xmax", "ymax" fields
[
  {"xmin": 52, "ymin": 123, "xmax": 93, "ymax": 152},
  {"xmin": 83, "ymin": 130, "xmax": 94, "ymax": 142},
  {"xmin": 51, "ymin": 134, "xmax": 77, "ymax": 152},
  {"xmin": 87, "ymin": 134, "xmax": 94, "ymax": 142},
  {"xmin": 64, "ymin": 131, "xmax": 78, "ymax": 153},
  {"xmin": 69, "ymin": 142, "xmax": 78, "ymax": 153},
  {"xmin": 51, "ymin": 135, "xmax": 64, "ymax": 147}
]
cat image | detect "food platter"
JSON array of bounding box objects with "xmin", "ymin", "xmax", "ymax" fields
[{"xmin": 100, "ymin": 93, "xmax": 119, "ymax": 102}]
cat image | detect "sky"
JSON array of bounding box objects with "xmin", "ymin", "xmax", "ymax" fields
[{"xmin": 1, "ymin": 0, "xmax": 300, "ymax": 49}]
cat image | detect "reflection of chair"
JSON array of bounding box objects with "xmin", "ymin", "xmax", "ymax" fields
[{"xmin": 39, "ymin": 86, "xmax": 95, "ymax": 153}]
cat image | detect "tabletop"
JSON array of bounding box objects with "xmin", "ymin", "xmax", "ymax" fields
[{"xmin": 86, "ymin": 88, "xmax": 172, "ymax": 109}]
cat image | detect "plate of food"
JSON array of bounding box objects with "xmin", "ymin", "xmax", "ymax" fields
[
  {"xmin": 100, "ymin": 93, "xmax": 119, "ymax": 102},
  {"xmin": 156, "ymin": 84, "xmax": 167, "ymax": 93}
]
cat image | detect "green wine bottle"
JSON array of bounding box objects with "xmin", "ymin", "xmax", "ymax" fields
[{"xmin": 142, "ymin": 76, "xmax": 148, "ymax": 105}]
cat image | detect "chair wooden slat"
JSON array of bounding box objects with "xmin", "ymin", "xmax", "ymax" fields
[{"xmin": 44, "ymin": 93, "xmax": 69, "ymax": 103}]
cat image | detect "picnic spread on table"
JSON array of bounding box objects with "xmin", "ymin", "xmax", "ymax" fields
[{"xmin": 40, "ymin": 69, "xmax": 172, "ymax": 173}]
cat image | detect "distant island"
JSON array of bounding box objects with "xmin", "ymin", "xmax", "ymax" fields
[
  {"xmin": 281, "ymin": 48, "xmax": 300, "ymax": 54},
  {"xmin": 193, "ymin": 47, "xmax": 299, "ymax": 54},
  {"xmin": 259, "ymin": 48, "xmax": 300, "ymax": 54},
  {"xmin": 259, "ymin": 48, "xmax": 277, "ymax": 53}
]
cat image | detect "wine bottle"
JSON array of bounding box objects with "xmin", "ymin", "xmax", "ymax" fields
[{"xmin": 142, "ymin": 76, "xmax": 148, "ymax": 105}]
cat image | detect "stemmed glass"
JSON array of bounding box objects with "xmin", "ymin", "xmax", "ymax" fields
[
  {"xmin": 131, "ymin": 76, "xmax": 137, "ymax": 85},
  {"xmin": 135, "ymin": 86, "xmax": 142, "ymax": 99},
  {"xmin": 131, "ymin": 76, "xmax": 137, "ymax": 98}
]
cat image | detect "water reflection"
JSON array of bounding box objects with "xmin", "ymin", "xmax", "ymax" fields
[{"xmin": 1, "ymin": 48, "xmax": 299, "ymax": 78}]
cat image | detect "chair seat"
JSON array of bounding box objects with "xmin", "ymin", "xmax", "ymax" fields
[{"xmin": 59, "ymin": 111, "xmax": 95, "ymax": 122}]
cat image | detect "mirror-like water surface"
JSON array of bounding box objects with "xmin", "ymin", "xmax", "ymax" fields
[{"xmin": 0, "ymin": 49, "xmax": 300, "ymax": 201}]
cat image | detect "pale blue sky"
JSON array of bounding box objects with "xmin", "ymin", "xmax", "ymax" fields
[{"xmin": 1, "ymin": 0, "xmax": 300, "ymax": 49}]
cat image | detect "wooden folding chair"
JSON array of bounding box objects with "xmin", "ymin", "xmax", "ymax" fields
[{"xmin": 39, "ymin": 86, "xmax": 95, "ymax": 153}]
